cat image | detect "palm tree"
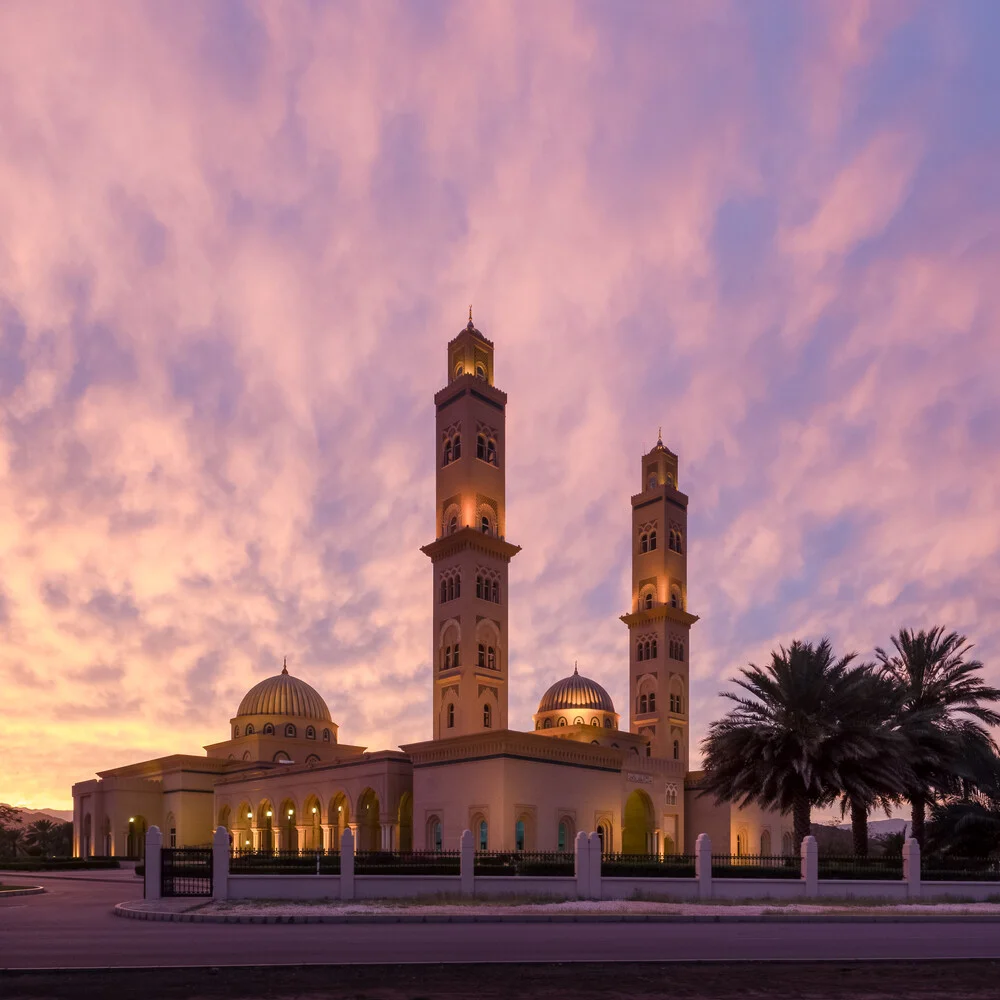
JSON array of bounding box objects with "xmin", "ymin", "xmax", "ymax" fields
[
  {"xmin": 835, "ymin": 669, "xmax": 912, "ymax": 855},
  {"xmin": 700, "ymin": 638, "xmax": 891, "ymax": 851},
  {"xmin": 24, "ymin": 819, "xmax": 60, "ymax": 858},
  {"xmin": 877, "ymin": 627, "xmax": 1000, "ymax": 849}
]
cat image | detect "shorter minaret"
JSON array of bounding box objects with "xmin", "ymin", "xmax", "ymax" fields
[{"xmin": 620, "ymin": 432, "xmax": 698, "ymax": 762}]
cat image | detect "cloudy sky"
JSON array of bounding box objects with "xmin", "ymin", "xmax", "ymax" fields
[{"xmin": 1, "ymin": 1, "xmax": 997, "ymax": 809}]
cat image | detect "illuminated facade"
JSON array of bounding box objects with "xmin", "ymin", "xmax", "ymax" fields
[{"xmin": 71, "ymin": 314, "xmax": 789, "ymax": 859}]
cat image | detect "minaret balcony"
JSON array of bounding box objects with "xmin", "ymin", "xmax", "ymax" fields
[
  {"xmin": 620, "ymin": 605, "xmax": 699, "ymax": 628},
  {"xmin": 421, "ymin": 527, "xmax": 521, "ymax": 562}
]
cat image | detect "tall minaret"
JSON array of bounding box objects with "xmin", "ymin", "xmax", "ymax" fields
[
  {"xmin": 421, "ymin": 312, "xmax": 521, "ymax": 739},
  {"xmin": 620, "ymin": 433, "xmax": 698, "ymax": 762}
]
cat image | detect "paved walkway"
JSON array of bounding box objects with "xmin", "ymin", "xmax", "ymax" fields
[{"xmin": 6, "ymin": 874, "xmax": 1000, "ymax": 969}]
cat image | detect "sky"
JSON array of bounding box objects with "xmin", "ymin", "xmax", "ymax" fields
[{"xmin": 1, "ymin": 1, "xmax": 998, "ymax": 810}]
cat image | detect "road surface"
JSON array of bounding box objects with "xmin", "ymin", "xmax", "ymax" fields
[{"xmin": 4, "ymin": 874, "xmax": 1000, "ymax": 970}]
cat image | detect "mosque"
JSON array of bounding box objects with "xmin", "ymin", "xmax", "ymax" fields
[{"xmin": 72, "ymin": 316, "xmax": 789, "ymax": 859}]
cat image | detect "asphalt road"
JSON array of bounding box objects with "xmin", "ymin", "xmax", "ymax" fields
[{"xmin": 4, "ymin": 874, "xmax": 1000, "ymax": 970}]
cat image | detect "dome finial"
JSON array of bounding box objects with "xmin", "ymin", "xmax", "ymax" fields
[
  {"xmin": 282, "ymin": 656, "xmax": 288, "ymax": 675},
  {"xmin": 657, "ymin": 426, "xmax": 663, "ymax": 446},
  {"xmin": 467, "ymin": 304, "xmax": 474, "ymax": 330},
  {"xmin": 573, "ymin": 660, "xmax": 578, "ymax": 675}
]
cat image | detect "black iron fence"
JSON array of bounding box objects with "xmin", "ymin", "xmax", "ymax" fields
[
  {"xmin": 711, "ymin": 854, "xmax": 800, "ymax": 879},
  {"xmin": 161, "ymin": 847, "xmax": 212, "ymax": 897},
  {"xmin": 601, "ymin": 853, "xmax": 696, "ymax": 878},
  {"xmin": 355, "ymin": 851, "xmax": 460, "ymax": 876},
  {"xmin": 474, "ymin": 851, "xmax": 575, "ymax": 876},
  {"xmin": 922, "ymin": 856, "xmax": 1000, "ymax": 882},
  {"xmin": 817, "ymin": 855, "xmax": 904, "ymax": 880},
  {"xmin": 230, "ymin": 849, "xmax": 340, "ymax": 875}
]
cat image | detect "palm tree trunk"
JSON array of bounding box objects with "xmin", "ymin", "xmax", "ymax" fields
[
  {"xmin": 910, "ymin": 795, "xmax": 926, "ymax": 848},
  {"xmin": 793, "ymin": 794, "xmax": 811, "ymax": 852},
  {"xmin": 850, "ymin": 800, "xmax": 868, "ymax": 857}
]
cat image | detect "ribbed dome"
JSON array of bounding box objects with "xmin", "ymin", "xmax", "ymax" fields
[
  {"xmin": 537, "ymin": 666, "xmax": 616, "ymax": 714},
  {"xmin": 236, "ymin": 663, "xmax": 332, "ymax": 722}
]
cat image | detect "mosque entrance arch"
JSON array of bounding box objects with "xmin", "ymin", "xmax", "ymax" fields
[
  {"xmin": 257, "ymin": 801, "xmax": 274, "ymax": 852},
  {"xmin": 126, "ymin": 816, "xmax": 148, "ymax": 859},
  {"xmin": 329, "ymin": 792, "xmax": 350, "ymax": 852},
  {"xmin": 622, "ymin": 790, "xmax": 655, "ymax": 855},
  {"xmin": 357, "ymin": 788, "xmax": 380, "ymax": 852},
  {"xmin": 397, "ymin": 793, "xmax": 413, "ymax": 853}
]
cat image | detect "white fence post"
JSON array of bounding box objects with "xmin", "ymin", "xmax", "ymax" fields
[
  {"xmin": 588, "ymin": 831, "xmax": 602, "ymax": 900},
  {"xmin": 460, "ymin": 829, "xmax": 474, "ymax": 897},
  {"xmin": 212, "ymin": 826, "xmax": 229, "ymax": 901},
  {"xmin": 340, "ymin": 825, "xmax": 355, "ymax": 901},
  {"xmin": 145, "ymin": 826, "xmax": 162, "ymax": 901},
  {"xmin": 903, "ymin": 837, "xmax": 921, "ymax": 900},
  {"xmin": 801, "ymin": 834, "xmax": 818, "ymax": 896},
  {"xmin": 574, "ymin": 831, "xmax": 590, "ymax": 900},
  {"xmin": 695, "ymin": 833, "xmax": 712, "ymax": 901}
]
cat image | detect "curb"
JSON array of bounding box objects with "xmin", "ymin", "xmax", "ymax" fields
[
  {"xmin": 0, "ymin": 887, "xmax": 45, "ymax": 898},
  {"xmin": 113, "ymin": 903, "xmax": 1000, "ymax": 925}
]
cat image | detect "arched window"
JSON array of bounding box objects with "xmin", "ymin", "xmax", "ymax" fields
[
  {"xmin": 448, "ymin": 515, "xmax": 458, "ymax": 535},
  {"xmin": 558, "ymin": 717, "xmax": 567, "ymax": 727},
  {"xmin": 444, "ymin": 645, "xmax": 453, "ymax": 669},
  {"xmin": 558, "ymin": 821, "xmax": 569, "ymax": 852},
  {"xmin": 476, "ymin": 364, "xmax": 486, "ymax": 379},
  {"xmin": 455, "ymin": 575, "xmax": 461, "ymax": 598},
  {"xmin": 604, "ymin": 718, "xmax": 613, "ymax": 729},
  {"xmin": 536, "ymin": 720, "xmax": 542, "ymax": 729},
  {"xmin": 440, "ymin": 579, "xmax": 448, "ymax": 603},
  {"xmin": 639, "ymin": 533, "xmax": 648, "ymax": 553},
  {"xmin": 483, "ymin": 703, "xmax": 492, "ymax": 728},
  {"xmin": 491, "ymin": 580, "xmax": 499, "ymax": 603},
  {"xmin": 679, "ymin": 643, "xmax": 684, "ymax": 660},
  {"xmin": 453, "ymin": 434, "xmax": 461, "ymax": 459},
  {"xmin": 574, "ymin": 716, "xmax": 584, "ymax": 725},
  {"xmin": 649, "ymin": 530, "xmax": 657, "ymax": 550},
  {"xmin": 478, "ymin": 643, "xmax": 486, "ymax": 667},
  {"xmin": 453, "ymin": 644, "xmax": 460, "ymax": 667},
  {"xmin": 675, "ymin": 532, "xmax": 682, "ymax": 554},
  {"xmin": 480, "ymin": 515, "xmax": 491, "ymax": 534},
  {"xmin": 672, "ymin": 739, "xmax": 680, "ymax": 760},
  {"xmin": 447, "ymin": 703, "xmax": 455, "ymax": 728},
  {"xmin": 644, "ymin": 593, "xmax": 654, "ymax": 610},
  {"xmin": 736, "ymin": 831, "xmax": 746, "ymax": 857},
  {"xmin": 643, "ymin": 641, "xmax": 651, "ymax": 659},
  {"xmin": 651, "ymin": 638, "xmax": 657, "ymax": 659},
  {"xmin": 487, "ymin": 646, "xmax": 496, "ymax": 670},
  {"xmin": 667, "ymin": 473, "xmax": 674, "ymax": 487},
  {"xmin": 648, "ymin": 692, "xmax": 656, "ymax": 712},
  {"xmin": 233, "ymin": 725, "xmax": 239, "ymax": 738},
  {"xmin": 544, "ymin": 718, "xmax": 553, "ymax": 729},
  {"xmin": 648, "ymin": 474, "xmax": 658, "ymax": 489},
  {"xmin": 639, "ymin": 694, "xmax": 647, "ymax": 713},
  {"xmin": 443, "ymin": 440, "xmax": 452, "ymax": 466},
  {"xmin": 670, "ymin": 591, "xmax": 680, "ymax": 609},
  {"xmin": 760, "ymin": 830, "xmax": 772, "ymax": 855},
  {"xmin": 476, "ymin": 575, "xmax": 483, "ymax": 599},
  {"xmin": 637, "ymin": 642, "xmax": 644, "ymax": 662},
  {"xmin": 306, "ymin": 726, "xmax": 315, "ymax": 740},
  {"xmin": 515, "ymin": 819, "xmax": 525, "ymax": 852},
  {"xmin": 431, "ymin": 817, "xmax": 443, "ymax": 851},
  {"xmin": 668, "ymin": 530, "xmax": 675, "ymax": 551},
  {"xmin": 486, "ymin": 438, "xmax": 497, "ymax": 465},
  {"xmin": 782, "ymin": 831, "xmax": 794, "ymax": 856},
  {"xmin": 447, "ymin": 577, "xmax": 455, "ymax": 601},
  {"xmin": 591, "ymin": 718, "xmax": 600, "ymax": 726},
  {"xmin": 245, "ymin": 724, "xmax": 254, "ymax": 735},
  {"xmin": 305, "ymin": 753, "xmax": 320, "ymax": 764},
  {"xmin": 478, "ymin": 819, "xmax": 488, "ymax": 851},
  {"xmin": 477, "ymin": 434, "xmax": 486, "ymax": 460},
  {"xmin": 263, "ymin": 723, "xmax": 274, "ymax": 736},
  {"xmin": 322, "ymin": 728, "xmax": 331, "ymax": 742},
  {"xmin": 285, "ymin": 724, "xmax": 296, "ymax": 738},
  {"xmin": 455, "ymin": 363, "xmax": 464, "ymax": 378}
]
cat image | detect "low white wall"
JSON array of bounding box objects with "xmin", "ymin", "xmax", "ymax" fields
[
  {"xmin": 354, "ymin": 875, "xmax": 461, "ymax": 898},
  {"xmin": 710, "ymin": 878, "xmax": 806, "ymax": 900},
  {"xmin": 473, "ymin": 876, "xmax": 576, "ymax": 898},
  {"xmin": 920, "ymin": 882, "xmax": 1000, "ymax": 902},
  {"xmin": 228, "ymin": 875, "xmax": 341, "ymax": 900},
  {"xmin": 818, "ymin": 880, "xmax": 909, "ymax": 901},
  {"xmin": 601, "ymin": 878, "xmax": 700, "ymax": 901}
]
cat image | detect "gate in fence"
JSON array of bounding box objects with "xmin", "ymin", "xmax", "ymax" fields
[{"xmin": 161, "ymin": 847, "xmax": 213, "ymax": 897}]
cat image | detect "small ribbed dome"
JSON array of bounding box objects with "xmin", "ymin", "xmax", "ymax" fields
[
  {"xmin": 236, "ymin": 662, "xmax": 332, "ymax": 722},
  {"xmin": 537, "ymin": 666, "xmax": 616, "ymax": 715}
]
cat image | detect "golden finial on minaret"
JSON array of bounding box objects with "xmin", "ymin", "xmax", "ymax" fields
[
  {"xmin": 281, "ymin": 656, "xmax": 288, "ymax": 675},
  {"xmin": 657, "ymin": 426, "xmax": 663, "ymax": 446},
  {"xmin": 468, "ymin": 305, "xmax": 474, "ymax": 329}
]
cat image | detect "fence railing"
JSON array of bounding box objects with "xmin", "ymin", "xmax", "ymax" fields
[
  {"xmin": 601, "ymin": 853, "xmax": 696, "ymax": 878},
  {"xmin": 474, "ymin": 851, "xmax": 575, "ymax": 876},
  {"xmin": 817, "ymin": 855, "xmax": 904, "ymax": 880},
  {"xmin": 710, "ymin": 854, "xmax": 799, "ymax": 879},
  {"xmin": 162, "ymin": 847, "xmax": 213, "ymax": 896},
  {"xmin": 230, "ymin": 849, "xmax": 340, "ymax": 875},
  {"xmin": 922, "ymin": 856, "xmax": 1000, "ymax": 882},
  {"xmin": 354, "ymin": 851, "xmax": 460, "ymax": 876}
]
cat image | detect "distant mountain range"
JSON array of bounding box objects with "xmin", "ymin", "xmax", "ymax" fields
[
  {"xmin": 836, "ymin": 818, "xmax": 909, "ymax": 836},
  {"xmin": 2, "ymin": 805, "xmax": 73, "ymax": 824}
]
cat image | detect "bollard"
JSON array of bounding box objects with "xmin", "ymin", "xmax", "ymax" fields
[
  {"xmin": 145, "ymin": 826, "xmax": 162, "ymax": 901},
  {"xmin": 340, "ymin": 825, "xmax": 355, "ymax": 901},
  {"xmin": 212, "ymin": 826, "xmax": 229, "ymax": 901},
  {"xmin": 460, "ymin": 829, "xmax": 475, "ymax": 897},
  {"xmin": 801, "ymin": 834, "xmax": 818, "ymax": 897},
  {"xmin": 695, "ymin": 833, "xmax": 712, "ymax": 901},
  {"xmin": 903, "ymin": 837, "xmax": 921, "ymax": 900},
  {"xmin": 574, "ymin": 831, "xmax": 590, "ymax": 900}
]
